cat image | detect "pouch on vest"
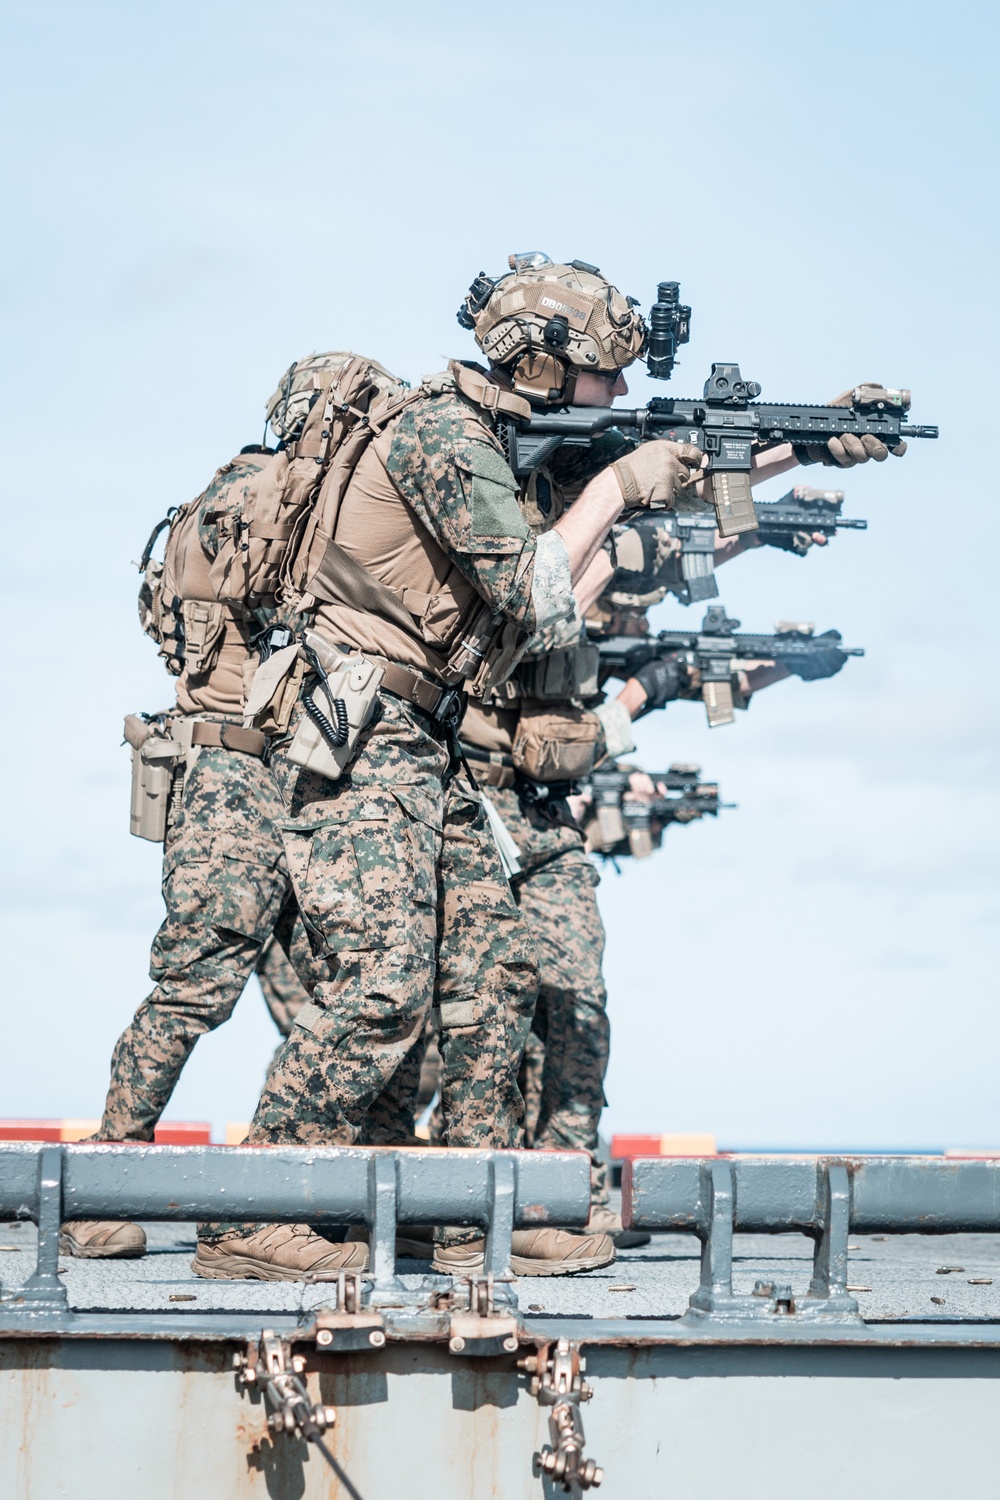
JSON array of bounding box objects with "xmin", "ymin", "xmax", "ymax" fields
[
  {"xmin": 125, "ymin": 715, "xmax": 186, "ymax": 842},
  {"xmin": 180, "ymin": 600, "xmax": 227, "ymax": 677},
  {"xmin": 137, "ymin": 510, "xmax": 189, "ymax": 677},
  {"xmin": 456, "ymin": 602, "xmax": 532, "ymax": 697},
  {"xmin": 511, "ymin": 706, "xmax": 602, "ymax": 783},
  {"xmin": 243, "ymin": 643, "xmax": 305, "ymax": 737},
  {"xmin": 285, "ymin": 630, "xmax": 384, "ymax": 781},
  {"xmin": 584, "ymin": 809, "xmax": 659, "ymax": 860},
  {"xmin": 513, "ymin": 643, "xmax": 600, "ymax": 702}
]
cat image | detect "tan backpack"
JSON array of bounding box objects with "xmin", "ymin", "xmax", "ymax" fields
[
  {"xmin": 137, "ymin": 449, "xmax": 272, "ymax": 677},
  {"xmin": 207, "ymin": 356, "xmax": 412, "ymax": 609}
]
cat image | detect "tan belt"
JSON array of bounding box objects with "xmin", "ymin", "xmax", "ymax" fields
[
  {"xmin": 380, "ymin": 661, "xmax": 452, "ymax": 717},
  {"xmin": 190, "ymin": 721, "xmax": 268, "ymax": 758}
]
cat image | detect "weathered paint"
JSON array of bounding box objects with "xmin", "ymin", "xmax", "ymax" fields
[{"xmin": 4, "ymin": 1340, "xmax": 1000, "ymax": 1499}]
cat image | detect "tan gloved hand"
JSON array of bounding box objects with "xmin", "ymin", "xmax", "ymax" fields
[
  {"xmin": 611, "ymin": 440, "xmax": 704, "ymax": 508},
  {"xmin": 800, "ymin": 384, "xmax": 908, "ymax": 468}
]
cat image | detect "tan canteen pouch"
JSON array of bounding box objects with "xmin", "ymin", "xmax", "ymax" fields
[
  {"xmin": 511, "ymin": 706, "xmax": 601, "ymax": 783},
  {"xmin": 286, "ymin": 630, "xmax": 384, "ymax": 780},
  {"xmin": 125, "ymin": 714, "xmax": 185, "ymax": 842}
]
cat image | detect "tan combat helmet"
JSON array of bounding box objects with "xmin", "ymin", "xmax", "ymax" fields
[
  {"xmin": 265, "ymin": 351, "xmax": 407, "ymax": 442},
  {"xmin": 457, "ymin": 252, "xmax": 647, "ymax": 404}
]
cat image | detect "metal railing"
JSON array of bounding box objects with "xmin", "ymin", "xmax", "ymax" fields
[
  {"xmin": 623, "ymin": 1155, "xmax": 1000, "ymax": 1324},
  {"xmin": 0, "ymin": 1141, "xmax": 590, "ymax": 1324}
]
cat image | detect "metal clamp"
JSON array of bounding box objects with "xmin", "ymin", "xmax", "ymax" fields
[
  {"xmin": 448, "ymin": 1273, "xmax": 519, "ymax": 1356},
  {"xmin": 682, "ymin": 1160, "xmax": 858, "ymax": 1325},
  {"xmin": 311, "ymin": 1272, "xmax": 386, "ymax": 1352},
  {"xmin": 520, "ymin": 1338, "xmax": 602, "ymax": 1492}
]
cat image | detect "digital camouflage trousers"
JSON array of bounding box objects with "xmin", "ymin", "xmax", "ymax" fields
[
  {"xmin": 244, "ymin": 692, "xmax": 539, "ymax": 1158},
  {"xmin": 98, "ymin": 725, "xmax": 323, "ymax": 1142},
  {"xmin": 498, "ymin": 785, "xmax": 611, "ymax": 1208},
  {"xmin": 412, "ymin": 782, "xmax": 611, "ymax": 1207},
  {"xmin": 257, "ymin": 928, "xmax": 311, "ymax": 1038}
]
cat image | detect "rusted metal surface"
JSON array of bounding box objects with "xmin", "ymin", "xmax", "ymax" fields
[{"xmin": 4, "ymin": 1339, "xmax": 1000, "ymax": 1498}]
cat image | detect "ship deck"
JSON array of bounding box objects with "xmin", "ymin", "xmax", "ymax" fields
[{"xmin": 5, "ymin": 1211, "xmax": 1000, "ymax": 1345}]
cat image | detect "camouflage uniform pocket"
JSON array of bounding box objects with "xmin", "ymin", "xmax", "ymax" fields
[
  {"xmin": 289, "ymin": 790, "xmax": 428, "ymax": 954},
  {"xmin": 391, "ymin": 785, "xmax": 443, "ymax": 909},
  {"xmin": 160, "ymin": 845, "xmax": 286, "ymax": 944}
]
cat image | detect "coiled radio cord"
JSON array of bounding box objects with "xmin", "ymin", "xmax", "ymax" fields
[{"xmin": 302, "ymin": 645, "xmax": 350, "ymax": 749}]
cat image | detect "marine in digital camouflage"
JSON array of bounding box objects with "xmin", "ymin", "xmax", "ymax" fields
[{"xmin": 97, "ymin": 431, "xmax": 339, "ymax": 1145}]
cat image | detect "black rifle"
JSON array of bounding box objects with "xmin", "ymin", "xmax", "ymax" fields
[
  {"xmin": 659, "ymin": 485, "xmax": 868, "ymax": 604},
  {"xmin": 584, "ymin": 762, "xmax": 732, "ymax": 859},
  {"xmin": 497, "ymin": 282, "xmax": 937, "ymax": 538},
  {"xmin": 592, "ymin": 605, "xmax": 863, "ymax": 726}
]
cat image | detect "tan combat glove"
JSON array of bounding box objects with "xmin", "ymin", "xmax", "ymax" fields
[
  {"xmin": 800, "ymin": 383, "xmax": 909, "ymax": 467},
  {"xmin": 611, "ymin": 440, "xmax": 704, "ymax": 508}
]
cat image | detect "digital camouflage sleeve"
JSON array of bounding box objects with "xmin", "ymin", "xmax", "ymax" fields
[{"xmin": 384, "ymin": 392, "xmax": 541, "ymax": 632}]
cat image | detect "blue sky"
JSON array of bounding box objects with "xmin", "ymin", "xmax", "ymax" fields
[{"xmin": 2, "ymin": 0, "xmax": 997, "ymax": 1146}]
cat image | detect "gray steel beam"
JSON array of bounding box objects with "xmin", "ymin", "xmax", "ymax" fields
[
  {"xmin": 0, "ymin": 1142, "xmax": 589, "ymax": 1227},
  {"xmin": 0, "ymin": 1143, "xmax": 590, "ymax": 1329},
  {"xmin": 623, "ymin": 1156, "xmax": 1000, "ymax": 1235},
  {"xmin": 623, "ymin": 1156, "xmax": 1000, "ymax": 1328}
]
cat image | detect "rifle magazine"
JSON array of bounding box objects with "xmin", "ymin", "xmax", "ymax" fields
[
  {"xmin": 712, "ymin": 471, "xmax": 758, "ymax": 538},
  {"xmin": 702, "ymin": 680, "xmax": 735, "ymax": 728}
]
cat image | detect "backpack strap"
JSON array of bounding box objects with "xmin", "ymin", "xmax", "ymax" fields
[
  {"xmin": 139, "ymin": 509, "xmax": 179, "ymax": 571},
  {"xmin": 306, "ymin": 537, "xmax": 428, "ymax": 645},
  {"xmin": 448, "ymin": 361, "xmax": 531, "ymax": 420}
]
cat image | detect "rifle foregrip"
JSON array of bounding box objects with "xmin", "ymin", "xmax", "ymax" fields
[{"xmin": 711, "ymin": 471, "xmax": 758, "ymax": 538}]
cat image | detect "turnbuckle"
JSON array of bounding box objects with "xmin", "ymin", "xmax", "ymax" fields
[
  {"xmin": 519, "ymin": 1337, "xmax": 602, "ymax": 1491},
  {"xmin": 234, "ymin": 1330, "xmax": 336, "ymax": 1440}
]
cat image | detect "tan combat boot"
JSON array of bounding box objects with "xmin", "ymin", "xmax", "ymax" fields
[
  {"xmin": 587, "ymin": 1204, "xmax": 651, "ymax": 1250},
  {"xmin": 191, "ymin": 1223, "xmax": 368, "ymax": 1281},
  {"xmin": 345, "ymin": 1223, "xmax": 434, "ymax": 1260},
  {"xmin": 59, "ymin": 1221, "xmax": 147, "ymax": 1259},
  {"xmin": 432, "ymin": 1227, "xmax": 615, "ymax": 1277}
]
